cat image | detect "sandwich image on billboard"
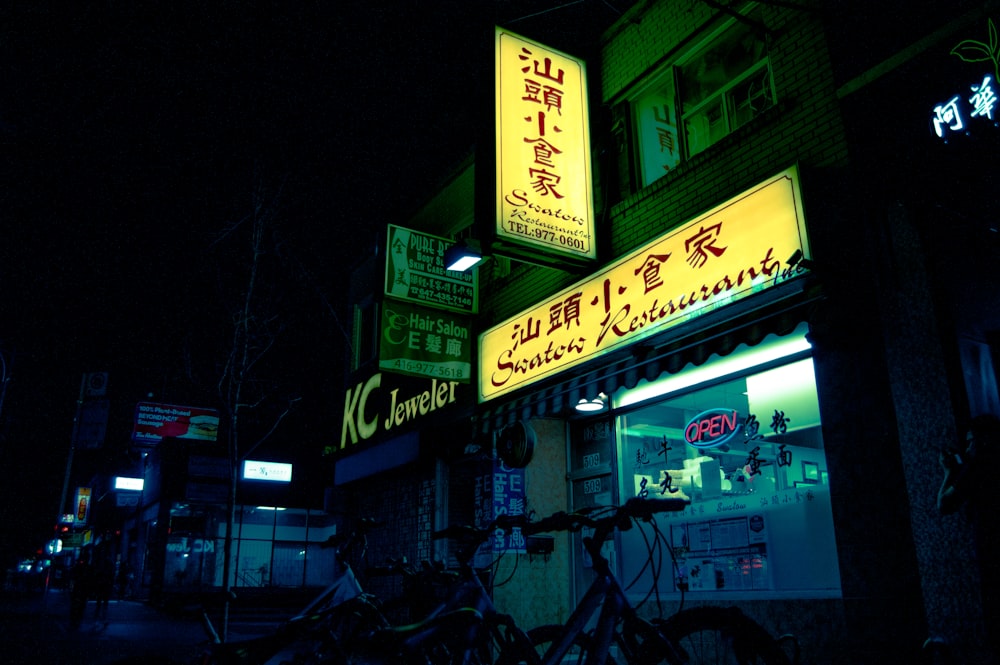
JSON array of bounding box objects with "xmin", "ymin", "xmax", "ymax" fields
[{"xmin": 133, "ymin": 402, "xmax": 220, "ymax": 445}]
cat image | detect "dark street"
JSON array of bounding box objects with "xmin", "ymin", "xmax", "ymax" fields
[{"xmin": 0, "ymin": 590, "xmax": 284, "ymax": 664}]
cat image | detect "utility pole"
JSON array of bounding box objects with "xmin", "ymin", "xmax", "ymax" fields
[{"xmin": 57, "ymin": 374, "xmax": 87, "ymax": 527}]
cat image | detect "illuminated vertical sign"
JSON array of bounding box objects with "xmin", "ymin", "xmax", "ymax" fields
[
  {"xmin": 495, "ymin": 27, "xmax": 596, "ymax": 265},
  {"xmin": 75, "ymin": 487, "xmax": 92, "ymax": 524}
]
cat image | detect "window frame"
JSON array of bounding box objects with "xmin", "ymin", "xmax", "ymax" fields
[{"xmin": 625, "ymin": 4, "xmax": 774, "ymax": 190}]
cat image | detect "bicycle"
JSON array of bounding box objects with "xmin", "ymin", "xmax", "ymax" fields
[
  {"xmin": 341, "ymin": 497, "xmax": 791, "ymax": 665},
  {"xmin": 503, "ymin": 496, "xmax": 793, "ymax": 665},
  {"xmin": 192, "ymin": 518, "xmax": 392, "ymax": 665},
  {"xmin": 335, "ymin": 514, "xmax": 582, "ymax": 665}
]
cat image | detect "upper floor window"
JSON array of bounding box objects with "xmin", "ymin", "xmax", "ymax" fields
[{"xmin": 631, "ymin": 7, "xmax": 773, "ymax": 188}]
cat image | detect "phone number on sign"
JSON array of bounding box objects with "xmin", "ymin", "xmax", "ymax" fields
[
  {"xmin": 503, "ymin": 220, "xmax": 590, "ymax": 251},
  {"xmin": 390, "ymin": 360, "xmax": 468, "ymax": 379}
]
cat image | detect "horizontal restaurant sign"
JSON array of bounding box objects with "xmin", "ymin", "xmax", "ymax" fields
[
  {"xmin": 494, "ymin": 27, "xmax": 596, "ymax": 265},
  {"xmin": 479, "ymin": 166, "xmax": 811, "ymax": 401}
]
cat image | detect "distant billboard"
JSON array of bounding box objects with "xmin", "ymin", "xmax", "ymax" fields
[
  {"xmin": 242, "ymin": 460, "xmax": 293, "ymax": 483},
  {"xmin": 133, "ymin": 402, "xmax": 220, "ymax": 445}
]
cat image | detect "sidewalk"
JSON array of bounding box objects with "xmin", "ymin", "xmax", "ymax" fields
[{"xmin": 0, "ymin": 591, "xmax": 209, "ymax": 664}]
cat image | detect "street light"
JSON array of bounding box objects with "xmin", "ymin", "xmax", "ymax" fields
[{"xmin": 445, "ymin": 238, "xmax": 484, "ymax": 271}]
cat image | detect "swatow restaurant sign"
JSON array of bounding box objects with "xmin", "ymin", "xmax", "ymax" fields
[
  {"xmin": 494, "ymin": 27, "xmax": 596, "ymax": 265},
  {"xmin": 479, "ymin": 167, "xmax": 811, "ymax": 401}
]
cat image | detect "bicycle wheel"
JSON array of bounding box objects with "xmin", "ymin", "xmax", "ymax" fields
[
  {"xmin": 654, "ymin": 606, "xmax": 790, "ymax": 665},
  {"xmin": 494, "ymin": 624, "xmax": 617, "ymax": 665}
]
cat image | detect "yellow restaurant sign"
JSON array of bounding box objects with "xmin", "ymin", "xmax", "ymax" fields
[
  {"xmin": 479, "ymin": 167, "xmax": 810, "ymax": 401},
  {"xmin": 494, "ymin": 27, "xmax": 596, "ymax": 264}
]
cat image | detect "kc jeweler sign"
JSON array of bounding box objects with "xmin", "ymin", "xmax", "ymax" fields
[
  {"xmin": 479, "ymin": 167, "xmax": 811, "ymax": 401},
  {"xmin": 494, "ymin": 27, "xmax": 596, "ymax": 265},
  {"xmin": 340, "ymin": 371, "xmax": 471, "ymax": 449}
]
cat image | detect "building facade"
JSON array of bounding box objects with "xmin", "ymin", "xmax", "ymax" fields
[{"xmin": 337, "ymin": 2, "xmax": 1000, "ymax": 663}]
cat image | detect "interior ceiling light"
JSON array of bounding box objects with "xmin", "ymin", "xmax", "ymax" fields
[{"xmin": 445, "ymin": 238, "xmax": 484, "ymax": 272}]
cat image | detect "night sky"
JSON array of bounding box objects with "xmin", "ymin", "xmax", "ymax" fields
[{"xmin": 0, "ymin": 2, "xmax": 635, "ymax": 565}]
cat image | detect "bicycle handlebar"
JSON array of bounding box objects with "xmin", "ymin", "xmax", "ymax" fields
[{"xmin": 431, "ymin": 497, "xmax": 689, "ymax": 547}]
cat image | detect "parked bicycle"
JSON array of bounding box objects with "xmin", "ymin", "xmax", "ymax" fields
[
  {"xmin": 192, "ymin": 518, "xmax": 391, "ymax": 665},
  {"xmin": 506, "ymin": 497, "xmax": 793, "ymax": 665},
  {"xmin": 339, "ymin": 497, "xmax": 791, "ymax": 665}
]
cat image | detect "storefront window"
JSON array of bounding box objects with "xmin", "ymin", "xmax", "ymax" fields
[
  {"xmin": 162, "ymin": 503, "xmax": 338, "ymax": 590},
  {"xmin": 615, "ymin": 350, "xmax": 841, "ymax": 599}
]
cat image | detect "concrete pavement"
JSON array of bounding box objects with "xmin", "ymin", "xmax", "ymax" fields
[{"xmin": 0, "ymin": 590, "xmax": 289, "ymax": 664}]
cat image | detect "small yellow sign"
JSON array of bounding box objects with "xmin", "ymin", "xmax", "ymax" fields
[
  {"xmin": 479, "ymin": 167, "xmax": 810, "ymax": 401},
  {"xmin": 495, "ymin": 27, "xmax": 596, "ymax": 264}
]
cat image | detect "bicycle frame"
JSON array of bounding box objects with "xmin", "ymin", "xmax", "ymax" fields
[
  {"xmin": 536, "ymin": 533, "xmax": 677, "ymax": 665},
  {"xmin": 398, "ymin": 558, "xmax": 536, "ymax": 665}
]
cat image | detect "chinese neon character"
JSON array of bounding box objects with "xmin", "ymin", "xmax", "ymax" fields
[
  {"xmin": 770, "ymin": 409, "xmax": 790, "ymax": 435},
  {"xmin": 591, "ymin": 278, "xmax": 628, "ymax": 326},
  {"xmin": 634, "ymin": 253, "xmax": 672, "ymax": 293},
  {"xmin": 777, "ymin": 444, "xmax": 792, "ymax": 467},
  {"xmin": 510, "ymin": 317, "xmax": 541, "ymax": 350},
  {"xmin": 424, "ymin": 334, "xmax": 442, "ymax": 354},
  {"xmin": 970, "ymin": 75, "xmax": 997, "ymax": 120},
  {"xmin": 685, "ymin": 223, "xmax": 727, "ymax": 268},
  {"xmin": 528, "ymin": 167, "xmax": 564, "ymax": 198},
  {"xmin": 524, "ymin": 110, "xmax": 559, "ymax": 138},
  {"xmin": 522, "ymin": 79, "xmax": 564, "ymax": 115},
  {"xmin": 932, "ymin": 95, "xmax": 964, "ymax": 137},
  {"xmin": 660, "ymin": 471, "xmax": 679, "ymax": 495},
  {"xmin": 744, "ymin": 446, "xmax": 762, "ymax": 477},
  {"xmin": 548, "ymin": 292, "xmax": 583, "ymax": 333},
  {"xmin": 656, "ymin": 127, "xmax": 675, "ymax": 155},
  {"xmin": 518, "ymin": 47, "xmax": 565, "ymax": 85},
  {"xmin": 744, "ymin": 413, "xmax": 764, "ymax": 442},
  {"xmin": 525, "ymin": 137, "xmax": 562, "ymax": 168},
  {"xmin": 445, "ymin": 338, "xmax": 463, "ymax": 357}
]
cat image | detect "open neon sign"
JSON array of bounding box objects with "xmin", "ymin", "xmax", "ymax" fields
[{"xmin": 684, "ymin": 409, "xmax": 741, "ymax": 450}]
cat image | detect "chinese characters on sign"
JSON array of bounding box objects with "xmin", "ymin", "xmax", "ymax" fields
[
  {"xmin": 931, "ymin": 73, "xmax": 997, "ymax": 138},
  {"xmin": 472, "ymin": 461, "xmax": 527, "ymax": 564},
  {"xmin": 479, "ymin": 167, "xmax": 811, "ymax": 401},
  {"xmin": 385, "ymin": 225, "xmax": 478, "ymax": 315},
  {"xmin": 495, "ymin": 28, "xmax": 596, "ymax": 264},
  {"xmin": 637, "ymin": 94, "xmax": 681, "ymax": 186},
  {"xmin": 493, "ymin": 461, "xmax": 527, "ymax": 554}
]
